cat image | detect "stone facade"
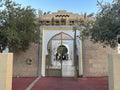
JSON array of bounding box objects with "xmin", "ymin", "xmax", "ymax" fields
[
  {"xmin": 13, "ymin": 43, "xmax": 39, "ymax": 77},
  {"xmin": 13, "ymin": 10, "xmax": 117, "ymax": 77},
  {"xmin": 13, "ymin": 39, "xmax": 116, "ymax": 77},
  {"xmin": 39, "ymin": 10, "xmax": 93, "ymax": 26},
  {"xmin": 84, "ymin": 39, "xmax": 116, "ymax": 77}
]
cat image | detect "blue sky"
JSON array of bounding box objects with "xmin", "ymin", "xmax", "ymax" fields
[{"xmin": 12, "ymin": 0, "xmax": 113, "ymax": 14}]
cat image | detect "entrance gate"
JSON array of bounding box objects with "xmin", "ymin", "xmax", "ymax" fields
[{"xmin": 45, "ymin": 32, "xmax": 76, "ymax": 77}]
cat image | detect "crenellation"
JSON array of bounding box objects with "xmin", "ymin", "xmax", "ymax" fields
[{"xmin": 39, "ymin": 10, "xmax": 89, "ymax": 26}]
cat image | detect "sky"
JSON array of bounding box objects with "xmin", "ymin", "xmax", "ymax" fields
[{"xmin": 12, "ymin": 0, "xmax": 113, "ymax": 14}]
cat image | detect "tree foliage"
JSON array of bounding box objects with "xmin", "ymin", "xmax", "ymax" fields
[
  {"xmin": 91, "ymin": 0, "xmax": 120, "ymax": 48},
  {"xmin": 74, "ymin": 12, "xmax": 94, "ymax": 39},
  {"xmin": 80, "ymin": 13, "xmax": 94, "ymax": 38},
  {"xmin": 0, "ymin": 0, "xmax": 39, "ymax": 52}
]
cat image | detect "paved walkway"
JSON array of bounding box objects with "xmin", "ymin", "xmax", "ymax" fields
[
  {"xmin": 12, "ymin": 77, "xmax": 36, "ymax": 90},
  {"xmin": 12, "ymin": 77, "xmax": 108, "ymax": 90}
]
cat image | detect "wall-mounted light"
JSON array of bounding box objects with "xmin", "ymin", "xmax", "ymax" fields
[{"xmin": 26, "ymin": 58, "xmax": 32, "ymax": 65}]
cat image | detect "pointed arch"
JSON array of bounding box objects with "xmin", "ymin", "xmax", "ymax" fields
[{"xmin": 47, "ymin": 32, "xmax": 73, "ymax": 52}]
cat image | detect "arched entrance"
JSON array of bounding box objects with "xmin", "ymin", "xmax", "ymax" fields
[
  {"xmin": 56, "ymin": 45, "xmax": 68, "ymax": 60},
  {"xmin": 46, "ymin": 32, "xmax": 75, "ymax": 77}
]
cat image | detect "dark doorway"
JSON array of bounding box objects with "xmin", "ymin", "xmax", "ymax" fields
[{"xmin": 56, "ymin": 45, "xmax": 68, "ymax": 60}]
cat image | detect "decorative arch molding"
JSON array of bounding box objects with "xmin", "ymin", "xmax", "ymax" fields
[{"xmin": 47, "ymin": 32, "xmax": 73, "ymax": 52}]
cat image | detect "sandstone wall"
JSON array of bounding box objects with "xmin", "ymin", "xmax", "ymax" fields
[
  {"xmin": 84, "ymin": 39, "xmax": 117, "ymax": 77},
  {"xmin": 13, "ymin": 39, "xmax": 117, "ymax": 77},
  {"xmin": 13, "ymin": 43, "xmax": 39, "ymax": 77}
]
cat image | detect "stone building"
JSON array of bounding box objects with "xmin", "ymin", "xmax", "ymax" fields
[
  {"xmin": 13, "ymin": 10, "xmax": 116, "ymax": 77},
  {"xmin": 39, "ymin": 10, "xmax": 93, "ymax": 26}
]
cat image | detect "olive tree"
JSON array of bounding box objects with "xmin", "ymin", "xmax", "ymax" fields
[
  {"xmin": 0, "ymin": 0, "xmax": 39, "ymax": 52},
  {"xmin": 91, "ymin": 0, "xmax": 120, "ymax": 48}
]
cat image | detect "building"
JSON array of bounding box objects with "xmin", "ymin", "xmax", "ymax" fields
[{"xmin": 13, "ymin": 10, "xmax": 116, "ymax": 78}]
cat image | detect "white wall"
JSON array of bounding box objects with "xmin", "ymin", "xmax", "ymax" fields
[{"xmin": 41, "ymin": 26, "xmax": 81, "ymax": 76}]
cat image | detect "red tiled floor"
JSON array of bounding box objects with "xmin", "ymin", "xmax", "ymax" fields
[
  {"xmin": 31, "ymin": 77, "xmax": 108, "ymax": 90},
  {"xmin": 12, "ymin": 77, "xmax": 36, "ymax": 90}
]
